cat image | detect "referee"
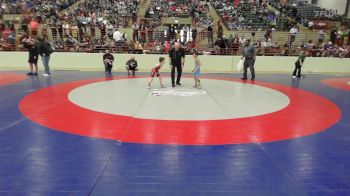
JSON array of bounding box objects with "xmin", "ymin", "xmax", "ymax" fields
[{"xmin": 168, "ymin": 42, "xmax": 185, "ymax": 87}]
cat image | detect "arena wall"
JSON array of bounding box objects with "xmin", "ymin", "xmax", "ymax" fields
[{"xmin": 0, "ymin": 52, "xmax": 349, "ymax": 74}]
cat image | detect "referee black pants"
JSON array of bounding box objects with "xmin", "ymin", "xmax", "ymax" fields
[{"xmin": 171, "ymin": 64, "xmax": 182, "ymax": 85}]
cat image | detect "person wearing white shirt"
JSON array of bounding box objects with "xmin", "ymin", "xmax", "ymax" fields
[
  {"xmin": 308, "ymin": 21, "xmax": 314, "ymax": 30},
  {"xmin": 113, "ymin": 30, "xmax": 123, "ymax": 42},
  {"xmin": 106, "ymin": 22, "xmax": 114, "ymax": 38},
  {"xmin": 289, "ymin": 26, "xmax": 298, "ymax": 45},
  {"xmin": 132, "ymin": 22, "xmax": 139, "ymax": 42},
  {"xmin": 319, "ymin": 29, "xmax": 325, "ymax": 43},
  {"xmin": 62, "ymin": 22, "xmax": 70, "ymax": 37}
]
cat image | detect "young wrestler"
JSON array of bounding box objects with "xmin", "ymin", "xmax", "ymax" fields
[{"xmin": 148, "ymin": 57, "xmax": 165, "ymax": 89}]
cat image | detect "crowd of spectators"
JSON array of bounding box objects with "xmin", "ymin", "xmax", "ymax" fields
[
  {"xmin": 211, "ymin": 0, "xmax": 293, "ymax": 31},
  {"xmin": 0, "ymin": 0, "xmax": 77, "ymax": 18},
  {"xmin": 1, "ymin": 0, "xmax": 140, "ymax": 52},
  {"xmin": 145, "ymin": 0, "xmax": 191, "ymax": 20},
  {"xmin": 270, "ymin": 0, "xmax": 343, "ymax": 21},
  {"xmin": 269, "ymin": 0, "xmax": 346, "ymax": 31},
  {"xmin": 1, "ymin": 0, "xmax": 350, "ymax": 58},
  {"xmin": 191, "ymin": 1, "xmax": 213, "ymax": 31},
  {"xmin": 47, "ymin": 0, "xmax": 139, "ymax": 34},
  {"xmin": 38, "ymin": 0, "xmax": 140, "ymax": 52}
]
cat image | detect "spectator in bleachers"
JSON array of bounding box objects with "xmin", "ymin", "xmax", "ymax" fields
[
  {"xmin": 330, "ymin": 28, "xmax": 337, "ymax": 45},
  {"xmin": 217, "ymin": 21, "xmax": 223, "ymax": 40},
  {"xmin": 134, "ymin": 41, "xmax": 143, "ymax": 50},
  {"xmin": 65, "ymin": 35, "xmax": 78, "ymax": 50},
  {"xmin": 289, "ymin": 25, "xmax": 298, "ymax": 45},
  {"xmin": 29, "ymin": 18, "xmax": 39, "ymax": 36},
  {"xmin": 207, "ymin": 24, "xmax": 213, "ymax": 45},
  {"xmin": 113, "ymin": 29, "xmax": 123, "ymax": 42},
  {"xmin": 164, "ymin": 41, "xmax": 170, "ymax": 53},
  {"xmin": 318, "ymin": 29, "xmax": 325, "ymax": 44},
  {"xmin": 132, "ymin": 22, "xmax": 139, "ymax": 42},
  {"xmin": 106, "ymin": 22, "xmax": 114, "ymax": 39},
  {"xmin": 192, "ymin": 27, "xmax": 197, "ymax": 41}
]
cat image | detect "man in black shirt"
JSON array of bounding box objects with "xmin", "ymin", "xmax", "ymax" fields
[
  {"xmin": 38, "ymin": 38, "xmax": 52, "ymax": 77},
  {"xmin": 330, "ymin": 28, "xmax": 337, "ymax": 44},
  {"xmin": 168, "ymin": 42, "xmax": 185, "ymax": 87},
  {"xmin": 103, "ymin": 50, "xmax": 114, "ymax": 74},
  {"xmin": 125, "ymin": 56, "xmax": 138, "ymax": 75}
]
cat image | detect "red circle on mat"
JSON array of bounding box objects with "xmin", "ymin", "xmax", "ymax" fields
[
  {"xmin": 321, "ymin": 78, "xmax": 350, "ymax": 91},
  {"xmin": 0, "ymin": 73, "xmax": 27, "ymax": 86},
  {"xmin": 19, "ymin": 76, "xmax": 341, "ymax": 145}
]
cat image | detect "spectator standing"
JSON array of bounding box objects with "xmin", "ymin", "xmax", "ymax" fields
[
  {"xmin": 319, "ymin": 29, "xmax": 325, "ymax": 44},
  {"xmin": 132, "ymin": 22, "xmax": 139, "ymax": 42},
  {"xmin": 208, "ymin": 24, "xmax": 213, "ymax": 46},
  {"xmin": 192, "ymin": 27, "xmax": 197, "ymax": 41},
  {"xmin": 217, "ymin": 21, "xmax": 223, "ymax": 39},
  {"xmin": 38, "ymin": 38, "xmax": 52, "ymax": 77},
  {"xmin": 330, "ymin": 28, "xmax": 337, "ymax": 44},
  {"xmin": 289, "ymin": 26, "xmax": 298, "ymax": 45},
  {"xmin": 62, "ymin": 21, "xmax": 70, "ymax": 37},
  {"xmin": 106, "ymin": 22, "xmax": 114, "ymax": 39}
]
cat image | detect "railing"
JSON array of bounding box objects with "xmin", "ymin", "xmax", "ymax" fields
[{"xmin": 2, "ymin": 42, "xmax": 349, "ymax": 58}]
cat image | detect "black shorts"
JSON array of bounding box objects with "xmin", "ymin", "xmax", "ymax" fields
[{"xmin": 28, "ymin": 57, "xmax": 38, "ymax": 64}]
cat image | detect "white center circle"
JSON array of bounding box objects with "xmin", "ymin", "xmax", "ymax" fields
[
  {"xmin": 68, "ymin": 78, "xmax": 290, "ymax": 120},
  {"xmin": 347, "ymin": 81, "xmax": 350, "ymax": 86}
]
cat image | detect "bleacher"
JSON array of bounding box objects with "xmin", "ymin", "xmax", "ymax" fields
[
  {"xmin": 0, "ymin": 0, "xmax": 349, "ymax": 57},
  {"xmin": 211, "ymin": 0, "xmax": 291, "ymax": 31},
  {"xmin": 269, "ymin": 0, "xmax": 345, "ymax": 21},
  {"xmin": 145, "ymin": 0, "xmax": 191, "ymax": 20}
]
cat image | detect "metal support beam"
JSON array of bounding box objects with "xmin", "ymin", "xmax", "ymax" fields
[{"xmin": 345, "ymin": 0, "xmax": 350, "ymax": 17}]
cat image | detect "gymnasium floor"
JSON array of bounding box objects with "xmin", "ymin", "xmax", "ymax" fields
[{"xmin": 0, "ymin": 71, "xmax": 350, "ymax": 196}]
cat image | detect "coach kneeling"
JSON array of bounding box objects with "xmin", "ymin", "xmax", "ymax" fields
[{"xmin": 103, "ymin": 50, "xmax": 114, "ymax": 74}]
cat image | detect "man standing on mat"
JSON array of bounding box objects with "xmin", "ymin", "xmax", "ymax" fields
[
  {"xmin": 241, "ymin": 39, "xmax": 256, "ymax": 80},
  {"xmin": 103, "ymin": 50, "xmax": 114, "ymax": 74},
  {"xmin": 38, "ymin": 38, "xmax": 53, "ymax": 77},
  {"xmin": 292, "ymin": 46, "xmax": 306, "ymax": 78},
  {"xmin": 169, "ymin": 42, "xmax": 185, "ymax": 87}
]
